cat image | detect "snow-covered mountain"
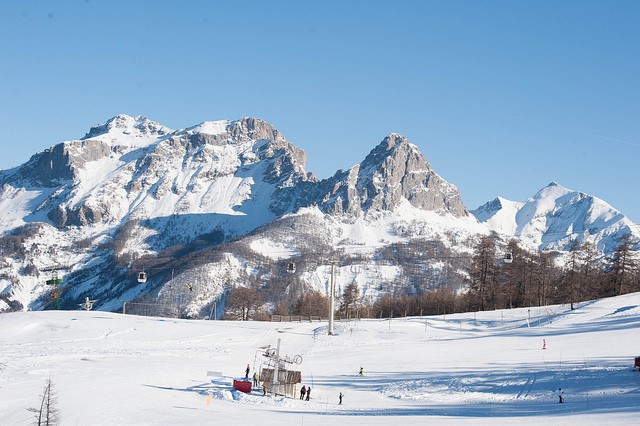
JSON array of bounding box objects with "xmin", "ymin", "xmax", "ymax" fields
[
  {"xmin": 471, "ymin": 182, "xmax": 640, "ymax": 253},
  {"xmin": 1, "ymin": 116, "xmax": 637, "ymax": 314},
  {"xmin": 306, "ymin": 133, "xmax": 468, "ymax": 218},
  {"xmin": 0, "ymin": 114, "xmax": 483, "ymax": 313},
  {"xmin": 0, "ymin": 115, "xmax": 310, "ymax": 241}
]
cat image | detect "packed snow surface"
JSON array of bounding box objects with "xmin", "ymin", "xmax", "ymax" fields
[{"xmin": 1, "ymin": 293, "xmax": 640, "ymax": 425}]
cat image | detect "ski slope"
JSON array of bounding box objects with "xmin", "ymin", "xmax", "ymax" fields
[{"xmin": 1, "ymin": 293, "xmax": 639, "ymax": 425}]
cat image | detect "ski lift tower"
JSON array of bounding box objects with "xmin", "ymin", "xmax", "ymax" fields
[
  {"xmin": 289, "ymin": 256, "xmax": 339, "ymax": 336},
  {"xmin": 41, "ymin": 265, "xmax": 71, "ymax": 310},
  {"xmin": 328, "ymin": 258, "xmax": 338, "ymax": 336},
  {"xmin": 259, "ymin": 338, "xmax": 303, "ymax": 398}
]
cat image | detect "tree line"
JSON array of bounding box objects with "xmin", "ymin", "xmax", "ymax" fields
[{"xmin": 223, "ymin": 235, "xmax": 640, "ymax": 320}]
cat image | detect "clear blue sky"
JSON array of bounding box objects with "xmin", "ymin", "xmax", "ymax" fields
[{"xmin": 1, "ymin": 1, "xmax": 638, "ymax": 222}]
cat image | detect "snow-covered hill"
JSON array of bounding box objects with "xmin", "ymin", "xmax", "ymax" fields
[
  {"xmin": 1, "ymin": 292, "xmax": 639, "ymax": 425},
  {"xmin": 472, "ymin": 182, "xmax": 640, "ymax": 253}
]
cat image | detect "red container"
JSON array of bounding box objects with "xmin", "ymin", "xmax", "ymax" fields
[{"xmin": 233, "ymin": 379, "xmax": 252, "ymax": 393}]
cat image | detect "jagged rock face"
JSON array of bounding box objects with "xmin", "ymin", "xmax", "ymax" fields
[
  {"xmin": 10, "ymin": 140, "xmax": 112, "ymax": 187},
  {"xmin": 313, "ymin": 134, "xmax": 468, "ymax": 218},
  {"xmin": 1, "ymin": 116, "xmax": 468, "ymax": 230},
  {"xmin": 23, "ymin": 116, "xmax": 313, "ymax": 228},
  {"xmin": 0, "ymin": 114, "xmax": 474, "ymax": 254},
  {"xmin": 229, "ymin": 117, "xmax": 282, "ymax": 142}
]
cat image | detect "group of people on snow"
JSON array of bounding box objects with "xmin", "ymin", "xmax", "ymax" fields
[{"xmin": 299, "ymin": 385, "xmax": 311, "ymax": 401}]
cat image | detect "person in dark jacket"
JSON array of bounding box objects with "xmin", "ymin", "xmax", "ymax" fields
[
  {"xmin": 300, "ymin": 385, "xmax": 306, "ymax": 400},
  {"xmin": 305, "ymin": 387, "xmax": 311, "ymax": 401},
  {"xmin": 339, "ymin": 392, "xmax": 343, "ymax": 405}
]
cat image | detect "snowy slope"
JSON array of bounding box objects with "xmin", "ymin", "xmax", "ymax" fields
[
  {"xmin": 1, "ymin": 292, "xmax": 639, "ymax": 425},
  {"xmin": 469, "ymin": 196, "xmax": 524, "ymax": 236}
]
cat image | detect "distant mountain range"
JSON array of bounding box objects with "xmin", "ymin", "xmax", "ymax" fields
[{"xmin": 0, "ymin": 115, "xmax": 637, "ymax": 313}]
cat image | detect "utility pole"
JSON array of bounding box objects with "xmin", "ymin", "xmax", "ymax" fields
[
  {"xmin": 272, "ymin": 338, "xmax": 281, "ymax": 396},
  {"xmin": 328, "ymin": 259, "xmax": 337, "ymax": 335}
]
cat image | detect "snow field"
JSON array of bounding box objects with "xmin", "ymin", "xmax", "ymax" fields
[{"xmin": 1, "ymin": 294, "xmax": 639, "ymax": 425}]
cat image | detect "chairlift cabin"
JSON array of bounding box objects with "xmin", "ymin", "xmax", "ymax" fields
[
  {"xmin": 286, "ymin": 261, "xmax": 296, "ymax": 274},
  {"xmin": 137, "ymin": 271, "xmax": 148, "ymax": 283},
  {"xmin": 503, "ymin": 252, "xmax": 513, "ymax": 264}
]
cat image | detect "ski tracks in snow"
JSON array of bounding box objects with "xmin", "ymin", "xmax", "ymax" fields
[
  {"xmin": 516, "ymin": 372, "xmax": 537, "ymax": 399},
  {"xmin": 101, "ymin": 327, "xmax": 136, "ymax": 339}
]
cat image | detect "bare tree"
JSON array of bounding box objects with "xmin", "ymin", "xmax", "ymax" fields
[
  {"xmin": 467, "ymin": 236, "xmax": 498, "ymax": 311},
  {"xmin": 225, "ymin": 286, "xmax": 261, "ymax": 320},
  {"xmin": 294, "ymin": 290, "xmax": 328, "ymax": 317},
  {"xmin": 606, "ymin": 235, "xmax": 636, "ymax": 296},
  {"xmin": 29, "ymin": 377, "xmax": 60, "ymax": 426},
  {"xmin": 532, "ymin": 250, "xmax": 556, "ymax": 307},
  {"xmin": 559, "ymin": 240, "xmax": 582, "ymax": 309},
  {"xmin": 339, "ymin": 283, "xmax": 359, "ymax": 318}
]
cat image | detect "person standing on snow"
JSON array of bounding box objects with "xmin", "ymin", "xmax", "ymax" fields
[
  {"xmin": 300, "ymin": 385, "xmax": 306, "ymax": 400},
  {"xmin": 359, "ymin": 366, "xmax": 363, "ymax": 376},
  {"xmin": 253, "ymin": 372, "xmax": 259, "ymax": 387},
  {"xmin": 305, "ymin": 387, "xmax": 311, "ymax": 401},
  {"xmin": 339, "ymin": 392, "xmax": 343, "ymax": 405},
  {"xmin": 245, "ymin": 364, "xmax": 250, "ymax": 378},
  {"xmin": 557, "ymin": 388, "xmax": 564, "ymax": 403}
]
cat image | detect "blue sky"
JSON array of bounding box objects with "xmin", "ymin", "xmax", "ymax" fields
[{"xmin": 1, "ymin": 1, "xmax": 638, "ymax": 222}]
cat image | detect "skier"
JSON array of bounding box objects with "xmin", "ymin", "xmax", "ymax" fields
[
  {"xmin": 245, "ymin": 364, "xmax": 250, "ymax": 378},
  {"xmin": 557, "ymin": 388, "xmax": 564, "ymax": 403},
  {"xmin": 305, "ymin": 387, "xmax": 311, "ymax": 401},
  {"xmin": 359, "ymin": 366, "xmax": 363, "ymax": 376},
  {"xmin": 300, "ymin": 385, "xmax": 306, "ymax": 400},
  {"xmin": 339, "ymin": 392, "xmax": 343, "ymax": 405}
]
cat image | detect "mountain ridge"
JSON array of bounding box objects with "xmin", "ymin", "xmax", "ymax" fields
[
  {"xmin": 471, "ymin": 181, "xmax": 639, "ymax": 253},
  {"xmin": 0, "ymin": 114, "xmax": 637, "ymax": 314}
]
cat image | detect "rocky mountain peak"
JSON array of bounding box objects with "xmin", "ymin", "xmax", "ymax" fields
[
  {"xmin": 312, "ymin": 133, "xmax": 468, "ymax": 218},
  {"xmin": 82, "ymin": 114, "xmax": 171, "ymax": 141},
  {"xmin": 360, "ymin": 133, "xmax": 413, "ymax": 168},
  {"xmin": 228, "ymin": 117, "xmax": 281, "ymax": 143}
]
